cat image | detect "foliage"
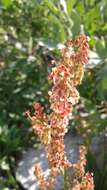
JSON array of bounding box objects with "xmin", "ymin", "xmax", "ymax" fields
[{"xmin": 0, "ymin": 0, "xmax": 107, "ymax": 189}]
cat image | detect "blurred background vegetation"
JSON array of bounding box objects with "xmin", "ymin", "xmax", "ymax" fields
[{"xmin": 0, "ymin": 0, "xmax": 107, "ymax": 189}]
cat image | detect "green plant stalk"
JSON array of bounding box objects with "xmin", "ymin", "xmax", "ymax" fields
[
  {"xmin": 7, "ymin": 156, "xmax": 25, "ymax": 190},
  {"xmin": 97, "ymin": 166, "xmax": 107, "ymax": 190},
  {"xmin": 64, "ymin": 169, "xmax": 69, "ymax": 190}
]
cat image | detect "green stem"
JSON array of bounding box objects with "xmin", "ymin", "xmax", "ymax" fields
[
  {"xmin": 7, "ymin": 156, "xmax": 25, "ymax": 190},
  {"xmin": 64, "ymin": 169, "xmax": 68, "ymax": 190}
]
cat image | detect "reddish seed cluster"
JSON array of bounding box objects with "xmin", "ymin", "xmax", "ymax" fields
[
  {"xmin": 34, "ymin": 164, "xmax": 47, "ymax": 190},
  {"xmin": 63, "ymin": 35, "xmax": 89, "ymax": 65},
  {"xmin": 73, "ymin": 145, "xmax": 87, "ymax": 178},
  {"xmin": 26, "ymin": 103, "xmax": 49, "ymax": 144},
  {"xmin": 72, "ymin": 172, "xmax": 94, "ymax": 190},
  {"xmin": 70, "ymin": 146, "xmax": 94, "ymax": 190},
  {"xmin": 26, "ymin": 35, "xmax": 94, "ymax": 190}
]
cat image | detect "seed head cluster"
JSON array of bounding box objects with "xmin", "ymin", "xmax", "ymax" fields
[{"xmin": 26, "ymin": 35, "xmax": 94, "ymax": 190}]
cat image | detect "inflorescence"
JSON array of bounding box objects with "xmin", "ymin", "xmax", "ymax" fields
[{"xmin": 26, "ymin": 35, "xmax": 94, "ymax": 190}]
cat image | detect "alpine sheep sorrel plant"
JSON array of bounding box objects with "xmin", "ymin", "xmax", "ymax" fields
[{"xmin": 26, "ymin": 35, "xmax": 94, "ymax": 190}]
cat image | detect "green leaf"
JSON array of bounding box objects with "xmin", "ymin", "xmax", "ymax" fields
[
  {"xmin": 67, "ymin": 0, "xmax": 76, "ymax": 15},
  {"xmin": 96, "ymin": 39, "xmax": 107, "ymax": 58},
  {"xmin": 76, "ymin": 1, "xmax": 85, "ymax": 16},
  {"xmin": 2, "ymin": 0, "xmax": 12, "ymax": 8},
  {"xmin": 70, "ymin": 11, "xmax": 81, "ymax": 37},
  {"xmin": 44, "ymin": 0, "xmax": 58, "ymax": 14},
  {"xmin": 101, "ymin": 77, "xmax": 107, "ymax": 90},
  {"xmin": 89, "ymin": 0, "xmax": 96, "ymax": 6}
]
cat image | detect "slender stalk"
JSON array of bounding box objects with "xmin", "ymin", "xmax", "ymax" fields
[{"xmin": 64, "ymin": 169, "xmax": 68, "ymax": 190}]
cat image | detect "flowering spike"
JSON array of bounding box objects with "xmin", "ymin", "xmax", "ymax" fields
[{"xmin": 27, "ymin": 35, "xmax": 94, "ymax": 190}]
